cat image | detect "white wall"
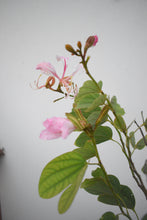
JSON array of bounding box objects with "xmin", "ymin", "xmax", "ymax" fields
[{"xmin": 0, "ymin": 0, "xmax": 147, "ymax": 219}]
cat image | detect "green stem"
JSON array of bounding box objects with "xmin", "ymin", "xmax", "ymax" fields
[{"xmin": 90, "ymin": 135, "xmax": 132, "ymax": 220}]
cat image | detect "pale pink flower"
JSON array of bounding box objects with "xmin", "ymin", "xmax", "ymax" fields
[
  {"xmin": 35, "ymin": 56, "xmax": 81, "ymax": 96},
  {"xmin": 40, "ymin": 117, "xmax": 75, "ymax": 140}
]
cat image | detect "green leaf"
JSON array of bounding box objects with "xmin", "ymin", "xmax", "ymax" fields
[
  {"xmin": 58, "ymin": 162, "xmax": 87, "ymax": 214},
  {"xmin": 76, "ymin": 93, "xmax": 100, "ymax": 109},
  {"xmin": 111, "ymin": 96, "xmax": 125, "ymax": 116},
  {"xmin": 74, "ymin": 126, "xmax": 112, "ymax": 148},
  {"xmin": 114, "ymin": 115, "xmax": 126, "ymax": 132},
  {"xmin": 85, "ymin": 94, "xmax": 106, "ymax": 112},
  {"xmin": 73, "ymin": 140, "xmax": 96, "ymax": 160},
  {"xmin": 39, "ymin": 151, "xmax": 86, "ymax": 199},
  {"xmin": 100, "ymin": 212, "xmax": 119, "ymax": 220},
  {"xmin": 75, "ymin": 126, "xmax": 112, "ymax": 147},
  {"xmin": 81, "ymin": 175, "xmax": 120, "ymax": 195},
  {"xmin": 81, "ymin": 173, "xmax": 135, "ymax": 210},
  {"xmin": 92, "ymin": 168, "xmax": 106, "ymax": 179},
  {"xmin": 94, "ymin": 126, "xmax": 113, "ymax": 144},
  {"xmin": 129, "ymin": 132, "xmax": 136, "ymax": 148},
  {"xmin": 81, "ymin": 177, "xmax": 111, "ymax": 195},
  {"xmin": 142, "ymin": 160, "xmax": 147, "ymax": 175},
  {"xmin": 74, "ymin": 132, "xmax": 90, "ymax": 147},
  {"xmin": 98, "ymin": 185, "xmax": 135, "ymax": 209},
  {"xmin": 135, "ymin": 135, "xmax": 147, "ymax": 150},
  {"xmin": 75, "ymin": 80, "xmax": 102, "ymax": 102}
]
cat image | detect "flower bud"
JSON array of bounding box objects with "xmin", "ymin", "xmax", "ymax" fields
[
  {"xmin": 65, "ymin": 44, "xmax": 77, "ymax": 55},
  {"xmin": 77, "ymin": 41, "xmax": 82, "ymax": 49},
  {"xmin": 84, "ymin": 35, "xmax": 98, "ymax": 56}
]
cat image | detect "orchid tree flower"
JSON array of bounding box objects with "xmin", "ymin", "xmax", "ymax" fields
[
  {"xmin": 34, "ymin": 56, "xmax": 81, "ymax": 97},
  {"xmin": 40, "ymin": 117, "xmax": 76, "ymax": 140}
]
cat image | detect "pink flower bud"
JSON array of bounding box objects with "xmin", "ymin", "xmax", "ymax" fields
[
  {"xmin": 93, "ymin": 35, "xmax": 98, "ymax": 46},
  {"xmin": 40, "ymin": 117, "xmax": 75, "ymax": 140},
  {"xmin": 84, "ymin": 35, "xmax": 98, "ymax": 56}
]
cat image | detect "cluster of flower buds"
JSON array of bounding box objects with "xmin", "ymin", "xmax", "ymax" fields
[{"xmin": 65, "ymin": 35, "xmax": 98, "ymax": 58}]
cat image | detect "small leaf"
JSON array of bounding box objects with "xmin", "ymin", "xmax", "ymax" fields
[
  {"xmin": 94, "ymin": 126, "xmax": 113, "ymax": 144},
  {"xmin": 75, "ymin": 126, "xmax": 112, "ymax": 147},
  {"xmin": 39, "ymin": 151, "xmax": 86, "ymax": 199},
  {"xmin": 100, "ymin": 211, "xmax": 119, "ymax": 220},
  {"xmin": 73, "ymin": 140, "xmax": 96, "ymax": 160},
  {"xmin": 98, "ymin": 185, "xmax": 135, "ymax": 209},
  {"xmin": 81, "ymin": 177, "xmax": 111, "ymax": 195},
  {"xmin": 142, "ymin": 160, "xmax": 147, "ymax": 175},
  {"xmin": 111, "ymin": 96, "xmax": 125, "ymax": 116},
  {"xmin": 58, "ymin": 163, "xmax": 87, "ymax": 214},
  {"xmin": 114, "ymin": 115, "xmax": 126, "ymax": 132},
  {"xmin": 135, "ymin": 135, "xmax": 147, "ymax": 150},
  {"xmin": 129, "ymin": 132, "xmax": 136, "ymax": 148},
  {"xmin": 92, "ymin": 168, "xmax": 106, "ymax": 179},
  {"xmin": 81, "ymin": 175, "xmax": 120, "ymax": 195},
  {"xmin": 119, "ymin": 185, "xmax": 135, "ymax": 209},
  {"xmin": 74, "ymin": 132, "xmax": 89, "ymax": 147}
]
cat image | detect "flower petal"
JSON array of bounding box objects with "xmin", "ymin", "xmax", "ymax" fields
[
  {"xmin": 93, "ymin": 35, "xmax": 98, "ymax": 46},
  {"xmin": 56, "ymin": 55, "xmax": 69, "ymax": 79},
  {"xmin": 40, "ymin": 117, "xmax": 75, "ymax": 140},
  {"xmin": 36, "ymin": 62, "xmax": 60, "ymax": 79}
]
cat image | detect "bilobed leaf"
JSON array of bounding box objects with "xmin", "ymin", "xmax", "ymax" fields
[
  {"xmin": 58, "ymin": 162, "xmax": 87, "ymax": 214},
  {"xmin": 39, "ymin": 151, "xmax": 86, "ymax": 199},
  {"xmin": 75, "ymin": 80, "xmax": 102, "ymax": 102},
  {"xmin": 100, "ymin": 211, "xmax": 119, "ymax": 220},
  {"xmin": 111, "ymin": 96, "xmax": 125, "ymax": 116},
  {"xmin": 73, "ymin": 140, "xmax": 96, "ymax": 160},
  {"xmin": 81, "ymin": 172, "xmax": 135, "ymax": 210},
  {"xmin": 98, "ymin": 184, "xmax": 135, "ymax": 209},
  {"xmin": 81, "ymin": 175, "xmax": 120, "ymax": 195},
  {"xmin": 135, "ymin": 135, "xmax": 147, "ymax": 150}
]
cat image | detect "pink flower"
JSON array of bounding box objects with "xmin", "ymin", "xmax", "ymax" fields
[
  {"xmin": 40, "ymin": 117, "xmax": 75, "ymax": 140},
  {"xmin": 35, "ymin": 56, "xmax": 81, "ymax": 96}
]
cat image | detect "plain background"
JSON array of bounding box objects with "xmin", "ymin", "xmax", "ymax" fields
[{"xmin": 0, "ymin": 0, "xmax": 147, "ymax": 219}]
